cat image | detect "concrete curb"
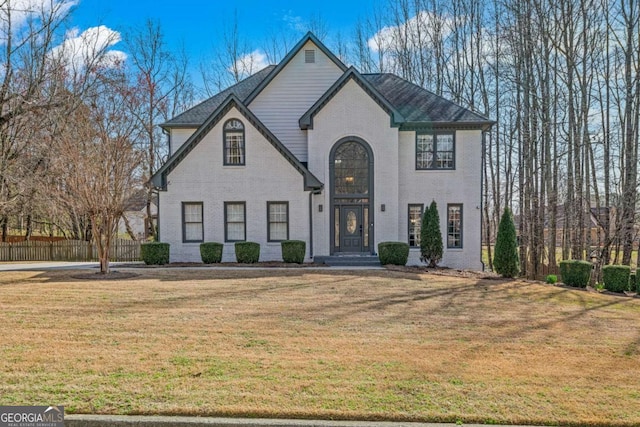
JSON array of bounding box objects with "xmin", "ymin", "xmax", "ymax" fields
[{"xmin": 64, "ymin": 415, "xmax": 541, "ymax": 427}]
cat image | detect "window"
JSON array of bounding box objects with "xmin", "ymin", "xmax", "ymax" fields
[
  {"xmin": 267, "ymin": 202, "xmax": 289, "ymax": 241},
  {"xmin": 224, "ymin": 119, "xmax": 245, "ymax": 165},
  {"xmin": 225, "ymin": 202, "xmax": 246, "ymax": 241},
  {"xmin": 447, "ymin": 204, "xmax": 463, "ymax": 248},
  {"xmin": 182, "ymin": 202, "xmax": 203, "ymax": 243},
  {"xmin": 408, "ymin": 204, "xmax": 424, "ymax": 247},
  {"xmin": 416, "ymin": 132, "xmax": 455, "ymax": 170}
]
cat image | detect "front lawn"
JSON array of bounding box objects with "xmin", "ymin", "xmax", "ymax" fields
[{"xmin": 1, "ymin": 268, "xmax": 639, "ymax": 426}]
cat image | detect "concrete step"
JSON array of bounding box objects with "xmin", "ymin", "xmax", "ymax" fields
[{"xmin": 315, "ymin": 255, "xmax": 381, "ymax": 267}]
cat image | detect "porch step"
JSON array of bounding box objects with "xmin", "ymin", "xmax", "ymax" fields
[{"xmin": 314, "ymin": 255, "xmax": 381, "ymax": 267}]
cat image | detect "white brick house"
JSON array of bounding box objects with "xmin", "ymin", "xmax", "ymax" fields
[{"xmin": 151, "ymin": 33, "xmax": 494, "ymax": 269}]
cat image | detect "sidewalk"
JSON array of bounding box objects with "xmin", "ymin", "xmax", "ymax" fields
[{"xmin": 65, "ymin": 415, "xmax": 542, "ymax": 427}]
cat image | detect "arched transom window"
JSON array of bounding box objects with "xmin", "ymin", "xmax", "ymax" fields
[
  {"xmin": 224, "ymin": 119, "xmax": 245, "ymax": 165},
  {"xmin": 333, "ymin": 141, "xmax": 369, "ymax": 195}
]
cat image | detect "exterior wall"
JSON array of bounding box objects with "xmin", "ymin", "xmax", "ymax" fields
[
  {"xmin": 159, "ymin": 107, "xmax": 310, "ymax": 263},
  {"xmin": 169, "ymin": 128, "xmax": 197, "ymax": 155},
  {"xmin": 307, "ymin": 79, "xmax": 400, "ymax": 257},
  {"xmin": 398, "ymin": 129, "xmax": 483, "ymax": 270},
  {"xmin": 248, "ymin": 40, "xmax": 344, "ymax": 162}
]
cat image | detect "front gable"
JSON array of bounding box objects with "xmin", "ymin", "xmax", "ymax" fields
[
  {"xmin": 245, "ymin": 33, "xmax": 348, "ymax": 162},
  {"xmin": 151, "ymin": 95, "xmax": 322, "ymax": 191}
]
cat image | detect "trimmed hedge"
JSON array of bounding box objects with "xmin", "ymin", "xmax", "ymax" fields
[
  {"xmin": 636, "ymin": 272, "xmax": 640, "ymax": 293},
  {"xmin": 378, "ymin": 241, "xmax": 410, "ymax": 266},
  {"xmin": 602, "ymin": 265, "xmax": 631, "ymax": 293},
  {"xmin": 140, "ymin": 242, "xmax": 170, "ymax": 265},
  {"xmin": 281, "ymin": 240, "xmax": 305, "ymax": 264},
  {"xmin": 235, "ymin": 241, "xmax": 260, "ymax": 263},
  {"xmin": 200, "ymin": 242, "xmax": 223, "ymax": 264},
  {"xmin": 630, "ymin": 273, "xmax": 637, "ymax": 292},
  {"xmin": 559, "ymin": 260, "xmax": 592, "ymax": 288}
]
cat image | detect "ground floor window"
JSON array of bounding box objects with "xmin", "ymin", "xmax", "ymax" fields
[
  {"xmin": 408, "ymin": 204, "xmax": 424, "ymax": 247},
  {"xmin": 182, "ymin": 202, "xmax": 203, "ymax": 243},
  {"xmin": 225, "ymin": 202, "xmax": 246, "ymax": 242},
  {"xmin": 267, "ymin": 202, "xmax": 289, "ymax": 241},
  {"xmin": 447, "ymin": 204, "xmax": 463, "ymax": 248}
]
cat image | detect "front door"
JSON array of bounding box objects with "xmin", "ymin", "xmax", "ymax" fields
[{"xmin": 340, "ymin": 205, "xmax": 363, "ymax": 252}]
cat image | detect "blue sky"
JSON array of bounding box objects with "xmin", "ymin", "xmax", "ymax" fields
[{"xmin": 71, "ymin": 0, "xmax": 380, "ymax": 73}]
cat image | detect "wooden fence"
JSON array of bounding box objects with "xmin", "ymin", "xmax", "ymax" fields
[{"xmin": 0, "ymin": 239, "xmax": 141, "ymax": 262}]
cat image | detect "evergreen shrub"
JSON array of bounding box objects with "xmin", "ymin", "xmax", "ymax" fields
[
  {"xmin": 494, "ymin": 207, "xmax": 519, "ymax": 278},
  {"xmin": 200, "ymin": 242, "xmax": 223, "ymax": 264},
  {"xmin": 559, "ymin": 260, "xmax": 592, "ymax": 288},
  {"xmin": 378, "ymin": 242, "xmax": 410, "ymax": 266},
  {"xmin": 602, "ymin": 265, "xmax": 631, "ymax": 293},
  {"xmin": 140, "ymin": 242, "xmax": 170, "ymax": 265},
  {"xmin": 235, "ymin": 242, "xmax": 260, "ymax": 263},
  {"xmin": 281, "ymin": 240, "xmax": 306, "ymax": 264},
  {"xmin": 420, "ymin": 200, "xmax": 443, "ymax": 267}
]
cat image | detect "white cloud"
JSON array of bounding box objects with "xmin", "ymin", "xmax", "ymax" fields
[
  {"xmin": 367, "ymin": 11, "xmax": 454, "ymax": 54},
  {"xmin": 50, "ymin": 25, "xmax": 127, "ymax": 71},
  {"xmin": 230, "ymin": 49, "xmax": 269, "ymax": 79},
  {"xmin": 282, "ymin": 12, "xmax": 306, "ymax": 33},
  {"xmin": 0, "ymin": 0, "xmax": 78, "ymax": 42}
]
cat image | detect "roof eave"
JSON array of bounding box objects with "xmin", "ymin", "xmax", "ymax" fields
[{"xmin": 400, "ymin": 120, "xmax": 496, "ymax": 131}]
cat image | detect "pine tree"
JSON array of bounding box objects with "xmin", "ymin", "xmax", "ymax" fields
[
  {"xmin": 420, "ymin": 200, "xmax": 443, "ymax": 267},
  {"xmin": 494, "ymin": 207, "xmax": 520, "ymax": 278}
]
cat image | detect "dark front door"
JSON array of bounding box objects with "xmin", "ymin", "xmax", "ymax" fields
[{"xmin": 340, "ymin": 205, "xmax": 363, "ymax": 252}]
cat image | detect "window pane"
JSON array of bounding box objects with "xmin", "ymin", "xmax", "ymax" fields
[
  {"xmin": 225, "ymin": 132, "xmax": 245, "ymax": 164},
  {"xmin": 334, "ymin": 141, "xmax": 369, "ymax": 195},
  {"xmin": 183, "ymin": 203, "xmax": 203, "ymax": 242},
  {"xmin": 447, "ymin": 205, "xmax": 462, "ymax": 248},
  {"xmin": 227, "ymin": 223, "xmax": 245, "ymax": 241},
  {"xmin": 226, "ymin": 203, "xmax": 245, "ymax": 241},
  {"xmin": 268, "ymin": 202, "xmax": 288, "ymax": 241},
  {"xmin": 409, "ymin": 205, "xmax": 423, "ymax": 247},
  {"xmin": 185, "ymin": 223, "xmax": 202, "ymax": 241}
]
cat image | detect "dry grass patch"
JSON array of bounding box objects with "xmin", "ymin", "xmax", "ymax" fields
[{"xmin": 1, "ymin": 268, "xmax": 639, "ymax": 426}]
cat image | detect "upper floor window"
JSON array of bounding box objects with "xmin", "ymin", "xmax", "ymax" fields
[
  {"xmin": 416, "ymin": 132, "xmax": 455, "ymax": 170},
  {"xmin": 224, "ymin": 119, "xmax": 245, "ymax": 165}
]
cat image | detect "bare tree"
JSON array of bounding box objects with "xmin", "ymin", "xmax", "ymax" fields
[
  {"xmin": 50, "ymin": 67, "xmax": 143, "ymax": 274},
  {"xmin": 123, "ymin": 19, "xmax": 193, "ymax": 240}
]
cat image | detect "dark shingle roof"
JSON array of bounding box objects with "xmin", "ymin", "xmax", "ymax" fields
[
  {"xmin": 162, "ymin": 67, "xmax": 493, "ymax": 130},
  {"xmin": 161, "ymin": 65, "xmax": 276, "ymax": 128},
  {"xmin": 363, "ymin": 73, "xmax": 493, "ymax": 127}
]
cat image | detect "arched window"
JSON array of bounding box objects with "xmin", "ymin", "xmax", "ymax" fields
[
  {"xmin": 333, "ymin": 141, "xmax": 369, "ymax": 196},
  {"xmin": 223, "ymin": 119, "xmax": 245, "ymax": 165}
]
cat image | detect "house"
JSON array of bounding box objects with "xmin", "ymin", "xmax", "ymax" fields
[
  {"xmin": 118, "ymin": 190, "xmax": 157, "ymax": 240},
  {"xmin": 151, "ymin": 33, "xmax": 494, "ymax": 269}
]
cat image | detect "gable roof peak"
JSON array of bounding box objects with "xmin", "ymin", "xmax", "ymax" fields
[{"xmin": 244, "ymin": 32, "xmax": 347, "ymax": 105}]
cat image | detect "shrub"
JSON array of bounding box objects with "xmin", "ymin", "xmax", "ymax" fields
[
  {"xmin": 281, "ymin": 240, "xmax": 306, "ymax": 264},
  {"xmin": 545, "ymin": 274, "xmax": 558, "ymax": 284},
  {"xmin": 493, "ymin": 207, "xmax": 519, "ymax": 278},
  {"xmin": 140, "ymin": 242, "xmax": 170, "ymax": 265},
  {"xmin": 630, "ymin": 273, "xmax": 637, "ymax": 292},
  {"xmin": 235, "ymin": 241, "xmax": 260, "ymax": 263},
  {"xmin": 602, "ymin": 265, "xmax": 631, "ymax": 293},
  {"xmin": 559, "ymin": 260, "xmax": 592, "ymax": 288},
  {"xmin": 636, "ymin": 272, "xmax": 640, "ymax": 293},
  {"xmin": 420, "ymin": 200, "xmax": 443, "ymax": 267},
  {"xmin": 200, "ymin": 242, "xmax": 223, "ymax": 264},
  {"xmin": 378, "ymin": 241, "xmax": 410, "ymax": 266}
]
